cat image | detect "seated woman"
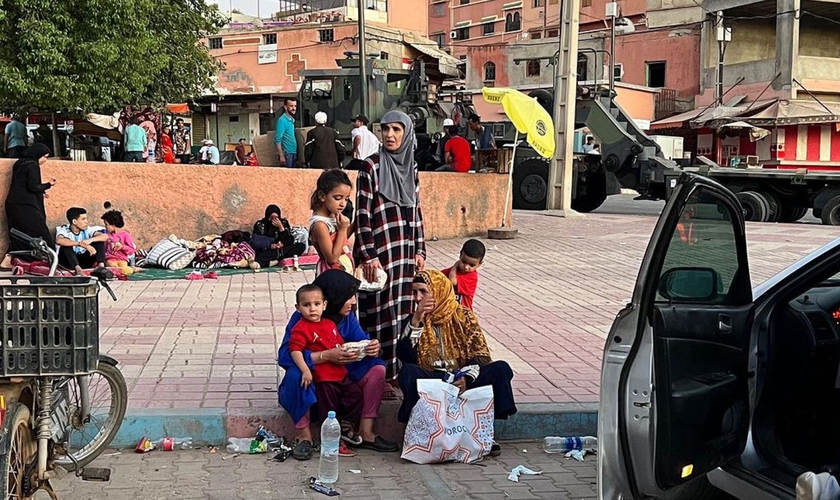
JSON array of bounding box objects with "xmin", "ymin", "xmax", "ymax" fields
[
  {"xmin": 251, "ymin": 204, "xmax": 306, "ymax": 269},
  {"xmin": 397, "ymin": 270, "xmax": 517, "ymax": 452},
  {"xmin": 278, "ymin": 270, "xmax": 399, "ymax": 460}
]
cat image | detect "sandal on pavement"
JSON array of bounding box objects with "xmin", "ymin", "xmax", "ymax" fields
[
  {"xmin": 358, "ymin": 436, "xmax": 399, "ymax": 453},
  {"xmin": 292, "ymin": 440, "xmax": 313, "ymax": 461},
  {"xmin": 185, "ymin": 271, "xmax": 204, "ymax": 280},
  {"xmin": 489, "ymin": 443, "xmax": 501, "ymax": 457},
  {"xmin": 340, "ymin": 424, "xmax": 363, "ymax": 446},
  {"xmin": 338, "ymin": 441, "xmax": 357, "ymax": 457},
  {"xmin": 205, "ymin": 271, "xmax": 219, "ymax": 279}
]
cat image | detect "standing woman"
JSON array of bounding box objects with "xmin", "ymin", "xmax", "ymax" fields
[
  {"xmin": 2, "ymin": 144, "xmax": 56, "ymax": 268},
  {"xmin": 354, "ymin": 110, "xmax": 426, "ymax": 382}
]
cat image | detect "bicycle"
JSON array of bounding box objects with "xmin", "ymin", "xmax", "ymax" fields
[{"xmin": 0, "ymin": 229, "xmax": 128, "ymax": 499}]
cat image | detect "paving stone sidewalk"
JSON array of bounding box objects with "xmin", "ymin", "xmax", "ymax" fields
[
  {"xmin": 99, "ymin": 211, "xmax": 840, "ymax": 411},
  {"xmin": 47, "ymin": 441, "xmax": 597, "ymax": 500}
]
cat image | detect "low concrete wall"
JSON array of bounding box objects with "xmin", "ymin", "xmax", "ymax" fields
[{"xmin": 0, "ymin": 160, "xmax": 510, "ymax": 254}]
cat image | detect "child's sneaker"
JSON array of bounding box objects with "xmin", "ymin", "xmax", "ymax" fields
[{"xmin": 338, "ymin": 441, "xmax": 356, "ymax": 457}]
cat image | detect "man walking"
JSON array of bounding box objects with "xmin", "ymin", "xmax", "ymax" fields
[
  {"xmin": 124, "ymin": 117, "xmax": 147, "ymax": 162},
  {"xmin": 275, "ymin": 98, "xmax": 298, "ymax": 167},
  {"xmin": 351, "ymin": 114, "xmax": 380, "ymax": 161},
  {"xmin": 4, "ymin": 115, "xmax": 28, "ymax": 158},
  {"xmin": 234, "ymin": 138, "xmax": 247, "ymax": 165},
  {"xmin": 304, "ymin": 111, "xmax": 343, "ymax": 169}
]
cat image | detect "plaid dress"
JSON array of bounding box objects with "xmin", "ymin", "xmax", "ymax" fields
[{"xmin": 354, "ymin": 154, "xmax": 426, "ymax": 379}]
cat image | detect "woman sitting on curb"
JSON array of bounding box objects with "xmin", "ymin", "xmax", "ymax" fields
[
  {"xmin": 397, "ymin": 269, "xmax": 518, "ymax": 454},
  {"xmin": 278, "ymin": 270, "xmax": 400, "ymax": 460}
]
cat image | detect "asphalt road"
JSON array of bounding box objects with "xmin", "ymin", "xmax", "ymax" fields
[{"xmin": 593, "ymin": 193, "xmax": 822, "ymax": 224}]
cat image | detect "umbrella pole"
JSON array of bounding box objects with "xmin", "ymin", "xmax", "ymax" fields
[{"xmin": 502, "ymin": 131, "xmax": 519, "ymax": 227}]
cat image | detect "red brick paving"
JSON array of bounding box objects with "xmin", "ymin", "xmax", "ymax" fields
[{"xmin": 99, "ymin": 212, "xmax": 840, "ymax": 410}]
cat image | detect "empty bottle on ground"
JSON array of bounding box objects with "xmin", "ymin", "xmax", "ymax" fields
[
  {"xmin": 319, "ymin": 411, "xmax": 341, "ymax": 483},
  {"xmin": 544, "ymin": 436, "xmax": 598, "ymax": 454}
]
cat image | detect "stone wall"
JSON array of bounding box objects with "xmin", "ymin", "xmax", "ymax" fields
[{"xmin": 0, "ymin": 160, "xmax": 510, "ymax": 255}]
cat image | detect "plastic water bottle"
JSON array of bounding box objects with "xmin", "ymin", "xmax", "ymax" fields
[
  {"xmin": 318, "ymin": 411, "xmax": 341, "ymax": 484},
  {"xmin": 543, "ymin": 436, "xmax": 598, "ymax": 454}
]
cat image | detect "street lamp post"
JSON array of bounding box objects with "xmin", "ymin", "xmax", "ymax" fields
[{"xmin": 358, "ymin": 0, "xmax": 369, "ymax": 119}]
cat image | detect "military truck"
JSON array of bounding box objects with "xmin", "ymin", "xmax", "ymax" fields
[{"xmin": 297, "ymin": 54, "xmax": 476, "ymax": 168}]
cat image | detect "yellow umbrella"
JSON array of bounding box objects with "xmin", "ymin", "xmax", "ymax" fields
[
  {"xmin": 481, "ymin": 87, "xmax": 555, "ymax": 226},
  {"xmin": 481, "ymin": 87, "xmax": 555, "ymax": 158}
]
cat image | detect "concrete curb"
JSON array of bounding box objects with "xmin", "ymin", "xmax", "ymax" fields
[{"xmin": 111, "ymin": 402, "xmax": 599, "ymax": 448}]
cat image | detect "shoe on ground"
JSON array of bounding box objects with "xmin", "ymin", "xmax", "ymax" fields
[
  {"xmin": 489, "ymin": 442, "xmax": 501, "ymax": 457},
  {"xmin": 293, "ymin": 439, "xmax": 313, "ymax": 461},
  {"xmin": 358, "ymin": 436, "xmax": 399, "ymax": 453},
  {"xmin": 338, "ymin": 441, "xmax": 356, "ymax": 457}
]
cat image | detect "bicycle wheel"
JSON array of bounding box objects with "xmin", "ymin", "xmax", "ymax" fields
[
  {"xmin": 0, "ymin": 403, "xmax": 36, "ymax": 500},
  {"xmin": 53, "ymin": 360, "xmax": 127, "ymax": 471}
]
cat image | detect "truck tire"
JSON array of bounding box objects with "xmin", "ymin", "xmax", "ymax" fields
[
  {"xmin": 757, "ymin": 192, "xmax": 780, "ymax": 222},
  {"xmin": 571, "ymin": 172, "xmax": 608, "ymax": 213},
  {"xmin": 778, "ymin": 205, "xmax": 808, "ymax": 223},
  {"xmin": 512, "ymin": 158, "xmax": 549, "ymax": 210},
  {"xmin": 820, "ymin": 195, "xmax": 840, "ymax": 225},
  {"xmin": 736, "ymin": 191, "xmax": 769, "ymax": 222}
]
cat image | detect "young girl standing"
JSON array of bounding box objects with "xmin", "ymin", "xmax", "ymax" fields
[{"xmin": 309, "ymin": 169, "xmax": 354, "ymax": 276}]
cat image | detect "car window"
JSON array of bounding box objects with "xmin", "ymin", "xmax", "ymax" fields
[{"xmin": 656, "ymin": 188, "xmax": 740, "ymax": 303}]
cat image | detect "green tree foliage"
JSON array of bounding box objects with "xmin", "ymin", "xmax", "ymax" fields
[{"xmin": 0, "ymin": 0, "xmax": 227, "ymax": 113}]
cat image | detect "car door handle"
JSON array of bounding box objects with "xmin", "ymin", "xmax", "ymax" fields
[{"xmin": 718, "ymin": 314, "xmax": 732, "ymax": 333}]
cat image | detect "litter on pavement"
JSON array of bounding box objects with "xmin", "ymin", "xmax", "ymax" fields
[
  {"xmin": 508, "ymin": 465, "xmax": 542, "ymax": 482},
  {"xmin": 309, "ymin": 477, "xmax": 340, "ymax": 496},
  {"xmin": 565, "ymin": 449, "xmax": 587, "ymax": 462}
]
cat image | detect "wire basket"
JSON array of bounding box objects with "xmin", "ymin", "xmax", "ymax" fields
[{"xmin": 0, "ymin": 277, "xmax": 99, "ymax": 377}]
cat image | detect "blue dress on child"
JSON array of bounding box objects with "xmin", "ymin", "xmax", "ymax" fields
[{"xmin": 278, "ymin": 311, "xmax": 385, "ymax": 424}]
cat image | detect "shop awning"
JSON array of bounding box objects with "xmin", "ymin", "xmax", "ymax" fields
[{"xmin": 405, "ymin": 41, "xmax": 461, "ymax": 77}]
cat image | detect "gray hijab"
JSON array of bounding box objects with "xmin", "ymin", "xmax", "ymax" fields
[{"xmin": 377, "ymin": 110, "xmax": 417, "ymax": 207}]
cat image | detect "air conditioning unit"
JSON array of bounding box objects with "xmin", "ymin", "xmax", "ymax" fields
[{"xmin": 450, "ymin": 30, "xmax": 458, "ymax": 39}]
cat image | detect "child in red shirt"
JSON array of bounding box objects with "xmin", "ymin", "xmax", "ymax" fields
[
  {"xmin": 289, "ymin": 284, "xmax": 362, "ymax": 450},
  {"xmin": 442, "ymin": 239, "xmax": 486, "ymax": 311}
]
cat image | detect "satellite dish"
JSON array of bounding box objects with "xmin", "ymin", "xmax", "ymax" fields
[{"xmin": 615, "ymin": 17, "xmax": 635, "ymax": 34}]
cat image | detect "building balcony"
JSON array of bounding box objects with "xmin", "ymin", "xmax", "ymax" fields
[{"xmin": 275, "ymin": 0, "xmax": 388, "ymax": 25}]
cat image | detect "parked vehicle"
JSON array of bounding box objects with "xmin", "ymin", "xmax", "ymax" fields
[
  {"xmin": 599, "ymin": 172, "xmax": 840, "ymax": 499},
  {"xmin": 0, "ymin": 229, "xmax": 127, "ymax": 499}
]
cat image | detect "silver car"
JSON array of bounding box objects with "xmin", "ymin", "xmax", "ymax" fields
[{"xmin": 599, "ymin": 173, "xmax": 839, "ymax": 499}]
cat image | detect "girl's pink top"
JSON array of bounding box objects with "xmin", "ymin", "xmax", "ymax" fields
[{"xmin": 106, "ymin": 231, "xmax": 136, "ymax": 262}]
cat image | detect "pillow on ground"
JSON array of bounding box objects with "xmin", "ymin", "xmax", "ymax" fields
[{"xmin": 146, "ymin": 239, "xmax": 195, "ymax": 270}]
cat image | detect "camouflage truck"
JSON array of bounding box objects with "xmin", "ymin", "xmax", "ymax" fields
[{"xmin": 296, "ymin": 54, "xmax": 476, "ymax": 169}]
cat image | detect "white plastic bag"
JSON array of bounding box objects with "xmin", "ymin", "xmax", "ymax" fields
[{"xmin": 401, "ymin": 379, "xmax": 494, "ymax": 464}]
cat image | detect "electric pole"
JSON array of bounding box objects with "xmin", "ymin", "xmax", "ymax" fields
[
  {"xmin": 358, "ymin": 0, "xmax": 369, "ymax": 119},
  {"xmin": 546, "ymin": 0, "xmax": 580, "ymax": 212}
]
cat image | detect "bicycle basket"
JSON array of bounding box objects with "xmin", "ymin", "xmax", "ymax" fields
[{"xmin": 0, "ymin": 276, "xmax": 99, "ymax": 377}]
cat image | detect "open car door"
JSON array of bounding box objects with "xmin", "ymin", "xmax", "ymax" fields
[{"xmin": 599, "ymin": 173, "xmax": 753, "ymax": 499}]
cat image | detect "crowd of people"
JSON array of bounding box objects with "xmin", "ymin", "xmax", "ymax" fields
[{"xmin": 1, "ymin": 109, "xmax": 518, "ymax": 464}]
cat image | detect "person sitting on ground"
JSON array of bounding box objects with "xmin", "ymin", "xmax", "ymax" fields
[
  {"xmin": 304, "ymin": 111, "xmax": 343, "ymax": 169},
  {"xmin": 250, "ymin": 204, "xmax": 307, "ymax": 269},
  {"xmin": 309, "ymin": 169, "xmax": 354, "ymax": 275},
  {"xmin": 397, "ymin": 270, "xmax": 517, "ymax": 454},
  {"xmin": 288, "ymin": 283, "xmax": 363, "ymax": 459},
  {"xmin": 279, "ymin": 270, "xmax": 398, "ymax": 461},
  {"xmin": 101, "ymin": 209, "xmax": 137, "ymax": 268},
  {"xmin": 56, "ymin": 207, "xmax": 109, "ymax": 275},
  {"xmin": 437, "ymin": 125, "xmax": 472, "ymax": 172},
  {"xmin": 199, "ymin": 139, "xmax": 220, "ymax": 165},
  {"xmin": 442, "ymin": 239, "xmax": 486, "ymax": 311},
  {"xmin": 467, "ymin": 114, "xmax": 496, "ymax": 151}
]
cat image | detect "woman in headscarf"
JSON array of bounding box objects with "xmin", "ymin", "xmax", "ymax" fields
[
  {"xmin": 354, "ymin": 110, "xmax": 426, "ymax": 384},
  {"xmin": 250, "ymin": 204, "xmax": 306, "ymax": 269},
  {"xmin": 1, "ymin": 144, "xmax": 56, "ymax": 268},
  {"xmin": 278, "ymin": 270, "xmax": 398, "ymax": 460},
  {"xmin": 397, "ymin": 270, "xmax": 517, "ymax": 452}
]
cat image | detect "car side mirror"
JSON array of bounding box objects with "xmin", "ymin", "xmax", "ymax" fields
[{"xmin": 658, "ymin": 267, "xmax": 722, "ymax": 302}]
